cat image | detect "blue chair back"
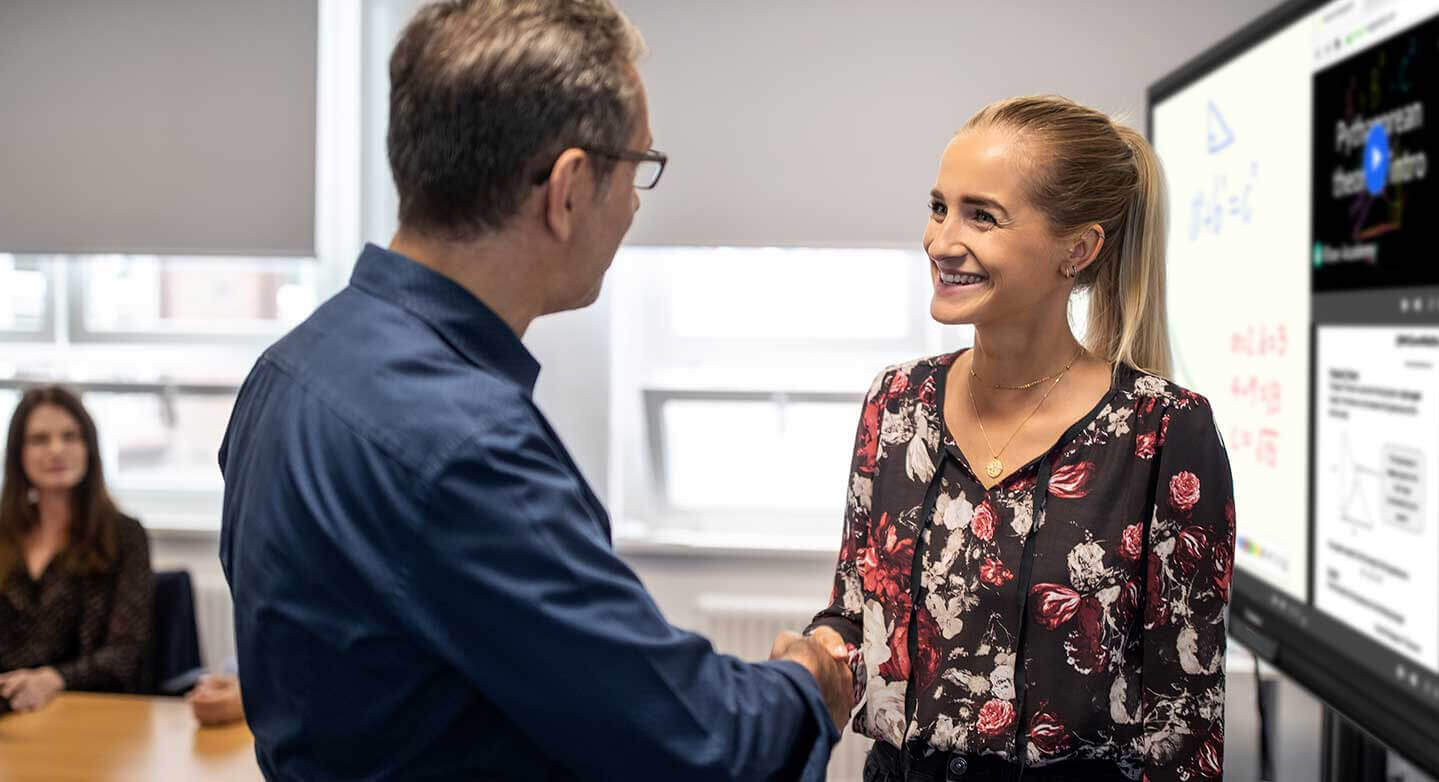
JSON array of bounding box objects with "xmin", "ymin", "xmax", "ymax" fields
[{"xmin": 146, "ymin": 569, "xmax": 203, "ymax": 695}]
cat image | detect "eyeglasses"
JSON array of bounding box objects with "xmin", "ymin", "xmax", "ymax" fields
[
  {"xmin": 532, "ymin": 146, "xmax": 668, "ymax": 190},
  {"xmin": 587, "ymin": 146, "xmax": 667, "ymax": 190}
]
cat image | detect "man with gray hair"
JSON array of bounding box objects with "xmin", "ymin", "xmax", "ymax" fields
[{"xmin": 218, "ymin": 1, "xmax": 853, "ymax": 779}]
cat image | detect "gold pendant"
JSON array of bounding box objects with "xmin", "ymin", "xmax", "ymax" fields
[{"xmin": 986, "ymin": 458, "xmax": 1003, "ymax": 479}]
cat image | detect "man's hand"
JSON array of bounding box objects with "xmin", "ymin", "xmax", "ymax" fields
[
  {"xmin": 187, "ymin": 673, "xmax": 246, "ymax": 727},
  {"xmin": 768, "ymin": 631, "xmax": 853, "ymax": 733},
  {"xmin": 804, "ymin": 626, "xmax": 849, "ymax": 662},
  {"xmin": 0, "ymin": 667, "xmax": 65, "ymax": 712}
]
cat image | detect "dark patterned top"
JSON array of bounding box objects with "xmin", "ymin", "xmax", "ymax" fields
[
  {"xmin": 0, "ymin": 515, "xmax": 153, "ymax": 693},
  {"xmin": 808, "ymin": 351, "xmax": 1235, "ymax": 782}
]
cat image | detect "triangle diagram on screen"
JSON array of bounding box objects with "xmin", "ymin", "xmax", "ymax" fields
[
  {"xmin": 1207, "ymin": 101, "xmax": 1235, "ymax": 154},
  {"xmin": 1336, "ymin": 432, "xmax": 1380, "ymax": 529}
]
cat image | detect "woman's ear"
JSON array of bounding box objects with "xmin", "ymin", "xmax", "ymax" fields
[{"xmin": 1065, "ymin": 224, "xmax": 1105, "ymax": 277}]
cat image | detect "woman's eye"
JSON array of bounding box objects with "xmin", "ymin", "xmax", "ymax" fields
[
  {"xmin": 973, "ymin": 208, "xmax": 997, "ymax": 225},
  {"xmin": 929, "ymin": 200, "xmax": 947, "ymax": 218}
]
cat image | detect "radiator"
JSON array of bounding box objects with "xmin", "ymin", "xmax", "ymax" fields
[
  {"xmin": 697, "ymin": 594, "xmax": 872, "ymax": 782},
  {"xmin": 193, "ymin": 577, "xmax": 236, "ymax": 672}
]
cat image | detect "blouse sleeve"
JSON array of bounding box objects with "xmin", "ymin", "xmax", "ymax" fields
[
  {"xmin": 1139, "ymin": 397, "xmax": 1235, "ymax": 782},
  {"xmin": 805, "ymin": 369, "xmax": 890, "ymax": 653},
  {"xmin": 56, "ymin": 517, "xmax": 153, "ymax": 693}
]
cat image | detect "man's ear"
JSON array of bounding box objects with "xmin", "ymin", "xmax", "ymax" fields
[
  {"xmin": 1067, "ymin": 224, "xmax": 1105, "ymax": 274},
  {"xmin": 543, "ymin": 148, "xmax": 592, "ymax": 242}
]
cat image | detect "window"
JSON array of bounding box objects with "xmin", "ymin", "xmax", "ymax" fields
[
  {"xmin": 73, "ymin": 256, "xmax": 317, "ymax": 340},
  {"xmin": 0, "ymin": 254, "xmax": 53, "ymax": 339},
  {"xmin": 0, "ymin": 255, "xmax": 322, "ymax": 531},
  {"xmin": 654, "ymin": 391, "xmax": 859, "ymax": 512},
  {"xmin": 0, "ymin": 2, "xmax": 362, "ymax": 532},
  {"xmin": 609, "ymin": 245, "xmax": 969, "ymax": 546}
]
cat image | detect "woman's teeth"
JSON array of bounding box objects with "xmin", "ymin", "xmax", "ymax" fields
[{"xmin": 940, "ymin": 271, "xmax": 987, "ymax": 286}]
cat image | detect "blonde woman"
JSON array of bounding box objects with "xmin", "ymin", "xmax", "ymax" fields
[{"xmin": 808, "ymin": 96, "xmax": 1234, "ymax": 782}]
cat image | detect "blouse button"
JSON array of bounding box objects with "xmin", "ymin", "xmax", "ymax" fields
[{"xmin": 946, "ymin": 755, "xmax": 969, "ymax": 778}]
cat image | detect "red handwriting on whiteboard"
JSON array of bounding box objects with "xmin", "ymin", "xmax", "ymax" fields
[
  {"xmin": 1229, "ymin": 375, "xmax": 1282, "ymax": 415},
  {"xmin": 1226, "ymin": 426, "xmax": 1279, "ymax": 468},
  {"xmin": 1225, "ymin": 323, "xmax": 1287, "ymax": 470},
  {"xmin": 1230, "ymin": 324, "xmax": 1289, "ymax": 358}
]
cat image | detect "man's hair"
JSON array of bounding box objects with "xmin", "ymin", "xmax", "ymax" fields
[{"xmin": 387, "ymin": 0, "xmax": 644, "ymax": 240}]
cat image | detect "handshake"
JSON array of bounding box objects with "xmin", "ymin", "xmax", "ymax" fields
[{"xmin": 768, "ymin": 627, "xmax": 856, "ymax": 732}]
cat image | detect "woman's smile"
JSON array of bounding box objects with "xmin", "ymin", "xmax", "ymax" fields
[{"xmin": 931, "ymin": 261, "xmax": 991, "ymax": 298}]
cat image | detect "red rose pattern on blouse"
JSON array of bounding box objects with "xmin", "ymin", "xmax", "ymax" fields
[{"xmin": 808, "ymin": 353, "xmax": 1235, "ymax": 782}]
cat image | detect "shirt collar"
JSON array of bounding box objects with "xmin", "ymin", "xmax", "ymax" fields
[{"xmin": 349, "ymin": 243, "xmax": 542, "ymax": 393}]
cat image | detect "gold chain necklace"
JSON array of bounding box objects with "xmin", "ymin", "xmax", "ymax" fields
[
  {"xmin": 967, "ymin": 346, "xmax": 1084, "ymax": 480},
  {"xmin": 970, "ymin": 348, "xmax": 1073, "ymax": 390}
]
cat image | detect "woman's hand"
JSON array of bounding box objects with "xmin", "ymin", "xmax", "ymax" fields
[
  {"xmin": 187, "ymin": 673, "xmax": 246, "ymax": 726},
  {"xmin": 804, "ymin": 626, "xmax": 850, "ymax": 662},
  {"xmin": 0, "ymin": 667, "xmax": 65, "ymax": 712}
]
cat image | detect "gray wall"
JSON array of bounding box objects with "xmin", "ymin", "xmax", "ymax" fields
[
  {"xmin": 620, "ymin": 0, "xmax": 1287, "ymax": 247},
  {"xmin": 0, "ymin": 0, "xmax": 317, "ymax": 256}
]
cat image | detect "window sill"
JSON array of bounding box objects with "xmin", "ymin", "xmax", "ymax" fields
[
  {"xmin": 141, "ymin": 519, "xmax": 222, "ymax": 542},
  {"xmin": 141, "ymin": 520, "xmax": 846, "ymax": 557},
  {"xmin": 613, "ymin": 526, "xmax": 840, "ymax": 560}
]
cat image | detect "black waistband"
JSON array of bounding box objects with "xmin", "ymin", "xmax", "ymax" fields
[{"xmin": 869, "ymin": 741, "xmax": 1132, "ymax": 782}]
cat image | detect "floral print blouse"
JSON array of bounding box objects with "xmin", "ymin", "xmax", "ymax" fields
[{"xmin": 807, "ymin": 351, "xmax": 1235, "ymax": 782}]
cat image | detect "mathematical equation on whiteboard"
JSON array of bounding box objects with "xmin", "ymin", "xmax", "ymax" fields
[
  {"xmin": 1188, "ymin": 160, "xmax": 1260, "ymax": 240},
  {"xmin": 1225, "ymin": 324, "xmax": 1288, "ymax": 470},
  {"xmin": 1226, "ymin": 426, "xmax": 1279, "ymax": 468},
  {"xmin": 1230, "ymin": 324, "xmax": 1289, "ymax": 358},
  {"xmin": 1231, "ymin": 375, "xmax": 1282, "ymax": 415}
]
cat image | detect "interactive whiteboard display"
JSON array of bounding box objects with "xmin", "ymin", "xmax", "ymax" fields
[{"xmin": 1150, "ymin": 0, "xmax": 1439, "ymax": 772}]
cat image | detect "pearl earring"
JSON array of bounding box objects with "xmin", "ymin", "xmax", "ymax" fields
[{"xmin": 26, "ymin": 487, "xmax": 39, "ymax": 504}]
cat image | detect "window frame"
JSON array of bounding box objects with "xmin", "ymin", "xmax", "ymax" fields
[
  {"xmin": 63, "ymin": 255, "xmax": 320, "ymax": 345},
  {"xmin": 641, "ymin": 387, "xmax": 865, "ymax": 517},
  {"xmin": 609, "ymin": 244, "xmax": 966, "ymax": 547},
  {"xmin": 0, "ymin": 255, "xmax": 58, "ymax": 343}
]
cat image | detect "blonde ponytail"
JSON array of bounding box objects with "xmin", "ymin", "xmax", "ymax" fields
[
  {"xmin": 963, "ymin": 96, "xmax": 1173, "ymax": 377},
  {"xmin": 1090, "ymin": 126, "xmax": 1171, "ymax": 377}
]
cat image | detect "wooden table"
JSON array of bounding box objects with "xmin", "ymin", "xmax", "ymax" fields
[{"xmin": 0, "ymin": 692, "xmax": 263, "ymax": 781}]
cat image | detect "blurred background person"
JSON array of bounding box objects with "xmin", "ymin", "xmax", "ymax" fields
[{"xmin": 0, "ymin": 386, "xmax": 153, "ymax": 713}]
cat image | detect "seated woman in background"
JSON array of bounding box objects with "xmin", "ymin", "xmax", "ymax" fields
[{"xmin": 0, "ymin": 386, "xmax": 152, "ymax": 712}]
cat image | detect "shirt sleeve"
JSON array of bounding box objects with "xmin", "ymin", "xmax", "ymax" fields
[
  {"xmin": 393, "ymin": 411, "xmax": 839, "ymax": 782},
  {"xmin": 1139, "ymin": 397, "xmax": 1234, "ymax": 782},
  {"xmin": 56, "ymin": 517, "xmax": 154, "ymax": 693},
  {"xmin": 804, "ymin": 369, "xmax": 890, "ymax": 696}
]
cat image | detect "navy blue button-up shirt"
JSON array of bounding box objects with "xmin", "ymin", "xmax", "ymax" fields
[{"xmin": 218, "ymin": 244, "xmax": 838, "ymax": 781}]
